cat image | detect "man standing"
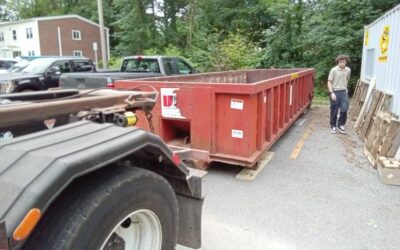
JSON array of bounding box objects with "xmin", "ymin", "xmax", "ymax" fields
[{"xmin": 328, "ymin": 55, "xmax": 351, "ymax": 134}]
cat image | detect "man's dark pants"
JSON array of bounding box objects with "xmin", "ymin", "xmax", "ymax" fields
[{"xmin": 330, "ymin": 89, "xmax": 349, "ymax": 128}]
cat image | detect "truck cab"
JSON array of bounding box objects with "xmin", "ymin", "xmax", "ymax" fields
[
  {"xmin": 121, "ymin": 56, "xmax": 197, "ymax": 75},
  {"xmin": 59, "ymin": 56, "xmax": 198, "ymax": 90},
  {"xmin": 0, "ymin": 57, "xmax": 94, "ymax": 94}
]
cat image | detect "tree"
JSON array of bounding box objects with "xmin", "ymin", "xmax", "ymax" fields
[
  {"xmin": 4, "ymin": 0, "xmax": 399, "ymax": 76},
  {"xmin": 259, "ymin": 0, "xmax": 399, "ymax": 93}
]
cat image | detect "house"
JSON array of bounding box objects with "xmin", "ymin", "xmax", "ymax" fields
[{"xmin": 0, "ymin": 14, "xmax": 109, "ymax": 63}]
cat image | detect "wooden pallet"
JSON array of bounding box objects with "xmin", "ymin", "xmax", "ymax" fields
[
  {"xmin": 359, "ymin": 90, "xmax": 381, "ymax": 137},
  {"xmin": 357, "ymin": 91, "xmax": 391, "ymax": 139},
  {"xmin": 364, "ymin": 111, "xmax": 400, "ymax": 168},
  {"xmin": 377, "ymin": 156, "xmax": 400, "ymax": 168},
  {"xmin": 349, "ymin": 79, "xmax": 361, "ymax": 118},
  {"xmin": 388, "ymin": 131, "xmax": 400, "ymax": 157},
  {"xmin": 376, "ymin": 156, "xmax": 400, "ymax": 185},
  {"xmin": 364, "ymin": 146, "xmax": 376, "ymax": 168},
  {"xmin": 350, "ymin": 80, "xmax": 368, "ymax": 120},
  {"xmin": 379, "ymin": 119, "xmax": 400, "ymax": 156}
]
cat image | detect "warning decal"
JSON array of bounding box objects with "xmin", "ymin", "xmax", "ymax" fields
[
  {"xmin": 160, "ymin": 88, "xmax": 185, "ymax": 119},
  {"xmin": 230, "ymin": 99, "xmax": 244, "ymax": 110},
  {"xmin": 232, "ymin": 129, "xmax": 243, "ymax": 139}
]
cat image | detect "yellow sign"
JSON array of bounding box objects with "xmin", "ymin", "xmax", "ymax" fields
[
  {"xmin": 364, "ymin": 30, "xmax": 369, "ymax": 46},
  {"xmin": 290, "ymin": 73, "xmax": 299, "ymax": 80},
  {"xmin": 378, "ymin": 25, "xmax": 390, "ymax": 62}
]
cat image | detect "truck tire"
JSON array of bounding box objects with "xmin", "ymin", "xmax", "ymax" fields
[{"xmin": 22, "ymin": 165, "xmax": 178, "ymax": 250}]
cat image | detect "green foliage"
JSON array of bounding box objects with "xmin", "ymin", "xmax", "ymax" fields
[
  {"xmin": 143, "ymin": 47, "xmax": 161, "ymax": 56},
  {"xmin": 258, "ymin": 0, "xmax": 399, "ymax": 93},
  {"xmin": 4, "ymin": 0, "xmax": 399, "ymax": 85},
  {"xmin": 180, "ymin": 32, "xmax": 260, "ymax": 72},
  {"xmin": 108, "ymin": 56, "xmax": 124, "ymax": 69},
  {"xmin": 164, "ymin": 45, "xmax": 184, "ymax": 57},
  {"xmin": 215, "ymin": 33, "xmax": 261, "ymax": 71}
]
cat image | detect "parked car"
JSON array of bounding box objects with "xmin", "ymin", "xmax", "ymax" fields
[
  {"xmin": 60, "ymin": 56, "xmax": 197, "ymax": 89},
  {"xmin": 6, "ymin": 60, "xmax": 30, "ymax": 73},
  {"xmin": 0, "ymin": 58, "xmax": 18, "ymax": 74},
  {"xmin": 0, "ymin": 57, "xmax": 94, "ymax": 93}
]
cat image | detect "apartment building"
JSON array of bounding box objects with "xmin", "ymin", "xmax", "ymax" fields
[{"xmin": 0, "ymin": 15, "xmax": 109, "ymax": 62}]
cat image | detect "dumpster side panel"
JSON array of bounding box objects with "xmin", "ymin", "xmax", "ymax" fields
[
  {"xmin": 188, "ymin": 87, "xmax": 213, "ymax": 151},
  {"xmin": 215, "ymin": 94, "xmax": 258, "ymax": 157}
]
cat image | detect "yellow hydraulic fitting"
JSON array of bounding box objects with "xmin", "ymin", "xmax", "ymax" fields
[{"xmin": 124, "ymin": 112, "xmax": 137, "ymax": 126}]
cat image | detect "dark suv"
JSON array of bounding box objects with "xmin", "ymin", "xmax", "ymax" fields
[{"xmin": 0, "ymin": 57, "xmax": 94, "ymax": 93}]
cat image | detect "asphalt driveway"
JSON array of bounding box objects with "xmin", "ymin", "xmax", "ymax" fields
[{"xmin": 178, "ymin": 105, "xmax": 400, "ymax": 250}]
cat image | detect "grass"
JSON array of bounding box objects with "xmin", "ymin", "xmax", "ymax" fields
[{"xmin": 312, "ymin": 94, "xmax": 330, "ymax": 106}]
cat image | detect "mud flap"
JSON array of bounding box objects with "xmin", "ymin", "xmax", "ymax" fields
[
  {"xmin": 0, "ymin": 221, "xmax": 8, "ymax": 250},
  {"xmin": 176, "ymin": 194, "xmax": 204, "ymax": 249}
]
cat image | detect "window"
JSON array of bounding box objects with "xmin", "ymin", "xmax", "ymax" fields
[
  {"xmin": 72, "ymin": 30, "xmax": 81, "ymax": 40},
  {"xmin": 13, "ymin": 51, "xmax": 21, "ymax": 58},
  {"xmin": 2, "ymin": 60, "xmax": 16, "ymax": 69},
  {"xmin": 28, "ymin": 50, "xmax": 35, "ymax": 56},
  {"xmin": 0, "ymin": 32, "xmax": 4, "ymax": 42},
  {"xmin": 364, "ymin": 48, "xmax": 375, "ymax": 79},
  {"xmin": 0, "ymin": 60, "xmax": 16, "ymax": 70},
  {"xmin": 52, "ymin": 61, "xmax": 72, "ymax": 73},
  {"xmin": 176, "ymin": 59, "xmax": 192, "ymax": 74},
  {"xmin": 12, "ymin": 30, "xmax": 17, "ymax": 40},
  {"xmin": 74, "ymin": 60, "xmax": 93, "ymax": 72},
  {"xmin": 121, "ymin": 58, "xmax": 160, "ymax": 73},
  {"xmin": 73, "ymin": 50, "xmax": 82, "ymax": 57},
  {"xmin": 26, "ymin": 27, "xmax": 33, "ymax": 39},
  {"xmin": 163, "ymin": 58, "xmax": 174, "ymax": 75}
]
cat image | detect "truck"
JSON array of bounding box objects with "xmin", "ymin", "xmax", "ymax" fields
[
  {"xmin": 59, "ymin": 56, "xmax": 197, "ymax": 89},
  {"xmin": 0, "ymin": 88, "xmax": 204, "ymax": 250},
  {"xmin": 0, "ymin": 57, "xmax": 94, "ymax": 94}
]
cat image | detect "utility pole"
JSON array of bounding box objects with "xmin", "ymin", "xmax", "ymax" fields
[{"xmin": 97, "ymin": 0, "xmax": 108, "ymax": 68}]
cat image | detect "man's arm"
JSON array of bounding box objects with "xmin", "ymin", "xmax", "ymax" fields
[
  {"xmin": 327, "ymin": 80, "xmax": 334, "ymax": 93},
  {"xmin": 327, "ymin": 69, "xmax": 336, "ymax": 100},
  {"xmin": 347, "ymin": 68, "xmax": 351, "ymax": 81}
]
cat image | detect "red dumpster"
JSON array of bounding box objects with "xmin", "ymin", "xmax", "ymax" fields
[{"xmin": 115, "ymin": 69, "xmax": 314, "ymax": 168}]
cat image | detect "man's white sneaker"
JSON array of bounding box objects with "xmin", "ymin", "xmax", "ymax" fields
[
  {"xmin": 330, "ymin": 127, "xmax": 336, "ymax": 134},
  {"xmin": 338, "ymin": 125, "xmax": 347, "ymax": 134}
]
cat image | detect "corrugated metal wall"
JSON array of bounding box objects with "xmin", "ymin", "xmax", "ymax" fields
[
  {"xmin": 359, "ymin": 4, "xmax": 400, "ymax": 158},
  {"xmin": 360, "ymin": 4, "xmax": 400, "ymax": 114}
]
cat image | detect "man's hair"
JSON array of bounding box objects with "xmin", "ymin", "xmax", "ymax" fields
[{"xmin": 335, "ymin": 54, "xmax": 350, "ymax": 63}]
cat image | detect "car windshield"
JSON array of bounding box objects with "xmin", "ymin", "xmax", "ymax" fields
[
  {"xmin": 121, "ymin": 58, "xmax": 160, "ymax": 73},
  {"xmin": 8, "ymin": 60, "xmax": 30, "ymax": 73},
  {"xmin": 21, "ymin": 59, "xmax": 55, "ymax": 74}
]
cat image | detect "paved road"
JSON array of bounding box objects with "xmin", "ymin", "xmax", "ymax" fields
[{"xmin": 178, "ymin": 105, "xmax": 400, "ymax": 250}]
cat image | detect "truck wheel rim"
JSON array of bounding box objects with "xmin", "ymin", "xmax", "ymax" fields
[{"xmin": 101, "ymin": 209, "xmax": 162, "ymax": 250}]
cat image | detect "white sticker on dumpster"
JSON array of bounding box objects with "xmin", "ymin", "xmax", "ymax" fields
[
  {"xmin": 231, "ymin": 99, "xmax": 244, "ymax": 110},
  {"xmin": 160, "ymin": 88, "xmax": 185, "ymax": 119},
  {"xmin": 232, "ymin": 129, "xmax": 243, "ymax": 139}
]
